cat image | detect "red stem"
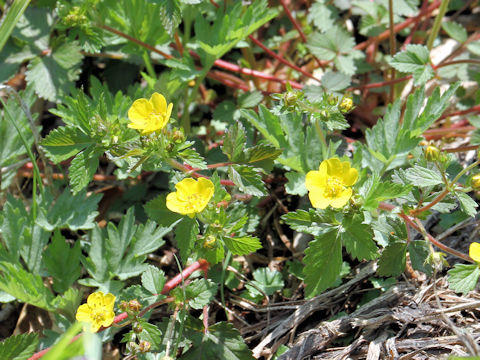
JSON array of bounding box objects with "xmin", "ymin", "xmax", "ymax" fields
[
  {"xmin": 29, "ymin": 259, "xmax": 210, "ymax": 360},
  {"xmin": 402, "ymin": 0, "xmax": 429, "ymax": 49},
  {"xmin": 279, "ymin": 0, "xmax": 306, "ymax": 42}
]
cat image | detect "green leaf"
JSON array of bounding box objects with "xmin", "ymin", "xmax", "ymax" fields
[
  {"xmin": 408, "ymin": 240, "xmax": 433, "ymax": 276},
  {"xmin": 377, "ymin": 242, "xmax": 407, "ymax": 277},
  {"xmin": 389, "ymin": 44, "xmax": 434, "ymax": 85},
  {"xmin": 442, "ymin": 21, "xmax": 467, "ymax": 43},
  {"xmin": 284, "ymin": 171, "xmax": 307, "ymax": 196},
  {"xmin": 455, "ymin": 192, "xmax": 478, "ymax": 218},
  {"xmin": 129, "ymin": 220, "xmax": 171, "ymax": 258},
  {"xmin": 307, "ymin": 1, "xmax": 338, "ymax": 32},
  {"xmin": 157, "ymin": 0, "xmax": 181, "ymax": 37},
  {"xmin": 307, "ymin": 26, "xmax": 355, "ymax": 60},
  {"xmin": 183, "ymin": 322, "xmax": 253, "ymax": 360},
  {"xmin": 0, "ymin": 262, "xmax": 55, "ymax": 311},
  {"xmin": 26, "ymin": 41, "xmax": 84, "ymax": 101},
  {"xmin": 405, "ymin": 165, "xmax": 444, "ymax": 187},
  {"xmin": 223, "ymin": 235, "xmax": 262, "ymax": 255},
  {"xmin": 228, "ymin": 165, "xmax": 267, "ymax": 196},
  {"xmin": 42, "ymin": 322, "xmax": 84, "ymax": 360},
  {"xmin": 363, "ymin": 178, "xmax": 412, "ymax": 210},
  {"xmin": 240, "ymin": 106, "xmax": 285, "ymax": 150},
  {"xmin": 0, "ymin": 333, "xmax": 38, "ymax": 360},
  {"xmin": 141, "ymin": 265, "xmax": 166, "ymax": 295},
  {"xmin": 53, "ymin": 288, "xmax": 82, "ymax": 322},
  {"xmin": 178, "ymin": 148, "xmax": 207, "ymax": 169},
  {"xmin": 172, "ymin": 278, "xmax": 218, "ymax": 310},
  {"xmin": 175, "ymin": 217, "xmax": 199, "ymax": 262},
  {"xmin": 282, "ymin": 209, "xmax": 334, "ymax": 236},
  {"xmin": 41, "ymin": 126, "xmax": 94, "ymax": 163},
  {"xmin": 0, "ymin": 0, "xmax": 31, "ymax": 53},
  {"xmin": 237, "ymin": 91, "xmax": 263, "ymax": 108},
  {"xmin": 244, "ymin": 144, "xmax": 283, "ymax": 169},
  {"xmin": 320, "ymin": 71, "xmax": 351, "ymax": 91},
  {"xmin": 222, "ymin": 121, "xmax": 246, "ymax": 162},
  {"xmin": 69, "ymin": 147, "xmax": 101, "ymax": 194},
  {"xmin": 44, "ymin": 230, "xmax": 82, "ymax": 293},
  {"xmin": 136, "ymin": 318, "xmax": 163, "ymax": 351},
  {"xmin": 341, "ymin": 215, "xmax": 378, "ymax": 261},
  {"xmin": 144, "ymin": 194, "xmax": 183, "ymax": 227},
  {"xmin": 448, "ymin": 264, "xmax": 480, "ymax": 294},
  {"xmin": 0, "ymin": 195, "xmax": 28, "ymax": 262},
  {"xmin": 246, "ymin": 267, "xmax": 284, "ymax": 297},
  {"xmin": 303, "ymin": 230, "xmax": 342, "ymax": 297},
  {"xmin": 36, "ymin": 189, "xmax": 102, "ymax": 231}
]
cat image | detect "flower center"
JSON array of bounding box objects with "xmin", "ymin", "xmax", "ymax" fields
[
  {"xmin": 91, "ymin": 308, "xmax": 106, "ymax": 323},
  {"xmin": 185, "ymin": 194, "xmax": 202, "ymax": 212},
  {"xmin": 325, "ymin": 176, "xmax": 344, "ymax": 197}
]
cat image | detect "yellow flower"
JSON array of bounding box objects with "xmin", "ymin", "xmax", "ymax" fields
[
  {"xmin": 75, "ymin": 291, "xmax": 116, "ymax": 332},
  {"xmin": 305, "ymin": 158, "xmax": 358, "ymax": 209},
  {"xmin": 469, "ymin": 242, "xmax": 480, "ymax": 263},
  {"xmin": 166, "ymin": 178, "xmax": 214, "ymax": 217},
  {"xmin": 127, "ymin": 93, "xmax": 173, "ymax": 135}
]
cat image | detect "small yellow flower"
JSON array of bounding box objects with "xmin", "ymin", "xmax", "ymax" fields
[
  {"xmin": 166, "ymin": 178, "xmax": 214, "ymax": 217},
  {"xmin": 425, "ymin": 145, "xmax": 440, "ymax": 162},
  {"xmin": 75, "ymin": 291, "xmax": 116, "ymax": 332},
  {"xmin": 469, "ymin": 242, "xmax": 480, "ymax": 263},
  {"xmin": 339, "ymin": 96, "xmax": 353, "ymax": 113},
  {"xmin": 127, "ymin": 93, "xmax": 173, "ymax": 135},
  {"xmin": 305, "ymin": 158, "xmax": 358, "ymax": 209},
  {"xmin": 471, "ymin": 174, "xmax": 480, "ymax": 191}
]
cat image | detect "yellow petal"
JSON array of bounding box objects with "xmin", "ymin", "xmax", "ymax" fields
[
  {"xmin": 308, "ymin": 190, "xmax": 332, "ymax": 209},
  {"xmin": 75, "ymin": 304, "xmax": 92, "ymax": 322},
  {"xmin": 166, "ymin": 192, "xmax": 188, "ymax": 215},
  {"xmin": 197, "ymin": 178, "xmax": 214, "ymax": 201},
  {"xmin": 90, "ymin": 320, "xmax": 102, "ymax": 333},
  {"xmin": 103, "ymin": 293, "xmax": 116, "ymax": 308},
  {"xmin": 325, "ymin": 158, "xmax": 343, "ymax": 177},
  {"xmin": 329, "ymin": 188, "xmax": 352, "ymax": 208},
  {"xmin": 166, "ymin": 102, "xmax": 173, "ymax": 121},
  {"xmin": 150, "ymin": 93, "xmax": 167, "ymax": 114},
  {"xmin": 305, "ymin": 170, "xmax": 327, "ymax": 192},
  {"xmin": 470, "ymin": 242, "xmax": 480, "ymax": 263},
  {"xmin": 102, "ymin": 310, "xmax": 115, "ymax": 328},
  {"xmin": 128, "ymin": 99, "xmax": 152, "ymax": 121},
  {"xmin": 87, "ymin": 292, "xmax": 103, "ymax": 307},
  {"xmin": 343, "ymin": 167, "xmax": 358, "ymax": 186},
  {"xmin": 175, "ymin": 178, "xmax": 198, "ymax": 200}
]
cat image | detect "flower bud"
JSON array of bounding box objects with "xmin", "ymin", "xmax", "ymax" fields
[
  {"xmin": 327, "ymin": 95, "xmax": 338, "ymax": 106},
  {"xmin": 203, "ymin": 235, "xmax": 216, "ymax": 249},
  {"xmin": 133, "ymin": 323, "xmax": 143, "ymax": 334},
  {"xmin": 139, "ymin": 341, "xmax": 151, "ymax": 353},
  {"xmin": 339, "ymin": 96, "xmax": 353, "ymax": 113},
  {"xmin": 425, "ymin": 145, "xmax": 440, "ymax": 162},
  {"xmin": 119, "ymin": 301, "xmax": 129, "ymax": 312},
  {"xmin": 128, "ymin": 299, "xmax": 142, "ymax": 313},
  {"xmin": 472, "ymin": 174, "xmax": 480, "ymax": 191},
  {"xmin": 283, "ymin": 91, "xmax": 298, "ymax": 107}
]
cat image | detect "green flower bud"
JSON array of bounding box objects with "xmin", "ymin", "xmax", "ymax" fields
[
  {"xmin": 425, "ymin": 145, "xmax": 440, "ymax": 162},
  {"xmin": 128, "ymin": 299, "xmax": 142, "ymax": 312},
  {"xmin": 133, "ymin": 323, "xmax": 143, "ymax": 334},
  {"xmin": 139, "ymin": 341, "xmax": 151, "ymax": 353},
  {"xmin": 283, "ymin": 91, "xmax": 298, "ymax": 107},
  {"xmin": 327, "ymin": 95, "xmax": 338, "ymax": 106},
  {"xmin": 203, "ymin": 235, "xmax": 216, "ymax": 249}
]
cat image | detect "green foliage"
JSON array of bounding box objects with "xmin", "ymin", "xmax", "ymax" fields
[
  {"xmin": 448, "ymin": 264, "xmax": 480, "ymax": 294},
  {"xmin": 245, "ymin": 268, "xmax": 284, "ymax": 298},
  {"xmin": 0, "ymin": 333, "xmax": 38, "ymax": 360},
  {"xmin": 389, "ymin": 45, "xmax": 434, "ymax": 85}
]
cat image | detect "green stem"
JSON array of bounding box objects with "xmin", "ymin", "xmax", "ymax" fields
[
  {"xmin": 314, "ymin": 119, "xmax": 328, "ymax": 159},
  {"xmin": 221, "ymin": 251, "xmax": 232, "ymax": 320},
  {"xmin": 426, "ymin": 0, "xmax": 450, "ymax": 50},
  {"xmin": 142, "ymin": 51, "xmax": 156, "ymax": 78}
]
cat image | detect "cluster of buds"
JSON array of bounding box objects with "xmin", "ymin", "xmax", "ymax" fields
[
  {"xmin": 62, "ymin": 6, "xmax": 88, "ymax": 27},
  {"xmin": 119, "ymin": 299, "xmax": 143, "ymax": 315}
]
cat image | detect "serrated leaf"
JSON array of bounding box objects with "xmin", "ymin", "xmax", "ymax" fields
[
  {"xmin": 246, "ymin": 267, "xmax": 284, "ymax": 297},
  {"xmin": 26, "ymin": 41, "xmax": 83, "ymax": 101},
  {"xmin": 228, "ymin": 165, "xmax": 267, "ymax": 196},
  {"xmin": 223, "ymin": 235, "xmax": 262, "ymax": 255},
  {"xmin": 448, "ymin": 263, "xmax": 480, "ymax": 294},
  {"xmin": 35, "ymin": 189, "xmax": 102, "ymax": 231},
  {"xmin": 307, "ymin": 26, "xmax": 355, "ymax": 60},
  {"xmin": 303, "ymin": 230, "xmax": 342, "ymax": 297},
  {"xmin": 363, "ymin": 179, "xmax": 412, "ymax": 210},
  {"xmin": 175, "ymin": 217, "xmax": 199, "ymax": 262},
  {"xmin": 144, "ymin": 194, "xmax": 183, "ymax": 227},
  {"xmin": 172, "ymin": 278, "xmax": 218, "ymax": 310},
  {"xmin": 341, "ymin": 215, "xmax": 378, "ymax": 261},
  {"xmin": 157, "ymin": 0, "xmax": 181, "ymax": 37},
  {"xmin": 377, "ymin": 242, "xmax": 407, "ymax": 277},
  {"xmin": 0, "ymin": 0, "xmax": 31, "ymax": 53},
  {"xmin": 405, "ymin": 165, "xmax": 444, "ymax": 187},
  {"xmin": 44, "ymin": 230, "xmax": 82, "ymax": 293},
  {"xmin": 179, "ymin": 148, "xmax": 207, "ymax": 169},
  {"xmin": 408, "ymin": 240, "xmax": 433, "ymax": 276},
  {"xmin": 240, "ymin": 106, "xmax": 285, "ymax": 149},
  {"xmin": 442, "ymin": 21, "xmax": 467, "ymax": 43},
  {"xmin": 238, "ymin": 91, "xmax": 263, "ymax": 108},
  {"xmin": 141, "ymin": 265, "xmax": 167, "ymax": 295},
  {"xmin": 284, "ymin": 171, "xmax": 307, "ymax": 196},
  {"xmin": 0, "ymin": 333, "xmax": 39, "ymax": 360},
  {"xmin": 137, "ymin": 318, "xmax": 163, "ymax": 350},
  {"xmin": 41, "ymin": 126, "xmax": 94, "ymax": 163},
  {"xmin": 222, "ymin": 121, "xmax": 246, "ymax": 162},
  {"xmin": 455, "ymin": 191, "xmax": 478, "ymax": 218},
  {"xmin": 321, "ymin": 71, "xmax": 351, "ymax": 91},
  {"xmin": 281, "ymin": 209, "xmax": 334, "ymax": 236},
  {"xmin": 69, "ymin": 146, "xmax": 101, "ymax": 194},
  {"xmin": 307, "ymin": 1, "xmax": 338, "ymax": 32},
  {"xmin": 389, "ymin": 44, "xmax": 434, "ymax": 85},
  {"xmin": 183, "ymin": 322, "xmax": 253, "ymax": 360},
  {"xmin": 0, "ymin": 262, "xmax": 55, "ymax": 311}
]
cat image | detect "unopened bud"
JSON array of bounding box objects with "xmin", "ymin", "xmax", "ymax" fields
[
  {"xmin": 472, "ymin": 174, "xmax": 480, "ymax": 191},
  {"xmin": 203, "ymin": 235, "xmax": 216, "ymax": 249},
  {"xmin": 119, "ymin": 301, "xmax": 129, "ymax": 312},
  {"xmin": 133, "ymin": 323, "xmax": 143, "ymax": 333},
  {"xmin": 283, "ymin": 91, "xmax": 298, "ymax": 107},
  {"xmin": 425, "ymin": 145, "xmax": 440, "ymax": 162},
  {"xmin": 128, "ymin": 299, "xmax": 142, "ymax": 312},
  {"xmin": 327, "ymin": 95, "xmax": 338, "ymax": 106},
  {"xmin": 139, "ymin": 341, "xmax": 151, "ymax": 353},
  {"xmin": 339, "ymin": 96, "xmax": 353, "ymax": 113}
]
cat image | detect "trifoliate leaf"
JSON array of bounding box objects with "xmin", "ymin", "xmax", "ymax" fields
[
  {"xmin": 307, "ymin": 1, "xmax": 338, "ymax": 32},
  {"xmin": 321, "ymin": 71, "xmax": 351, "ymax": 91},
  {"xmin": 178, "ymin": 148, "xmax": 207, "ymax": 169},
  {"xmin": 223, "ymin": 235, "xmax": 262, "ymax": 255},
  {"xmin": 141, "ymin": 265, "xmax": 166, "ymax": 295},
  {"xmin": 285, "ymin": 171, "xmax": 307, "ymax": 196},
  {"xmin": 448, "ymin": 263, "xmax": 480, "ymax": 294},
  {"xmin": 228, "ymin": 165, "xmax": 267, "ymax": 196},
  {"xmin": 377, "ymin": 241, "xmax": 407, "ymax": 277},
  {"xmin": 282, "ymin": 209, "xmax": 335, "ymax": 236},
  {"xmin": 222, "ymin": 121, "xmax": 246, "ymax": 162},
  {"xmin": 363, "ymin": 178, "xmax": 412, "ymax": 210},
  {"xmin": 303, "ymin": 230, "xmax": 342, "ymax": 297},
  {"xmin": 136, "ymin": 319, "xmax": 163, "ymax": 351},
  {"xmin": 172, "ymin": 278, "xmax": 218, "ymax": 310},
  {"xmin": 175, "ymin": 217, "xmax": 199, "ymax": 262},
  {"xmin": 69, "ymin": 146, "xmax": 101, "ymax": 194},
  {"xmin": 455, "ymin": 191, "xmax": 478, "ymax": 218},
  {"xmin": 41, "ymin": 126, "xmax": 94, "ymax": 163},
  {"xmin": 0, "ymin": 333, "xmax": 39, "ymax": 360},
  {"xmin": 408, "ymin": 240, "xmax": 433, "ymax": 276},
  {"xmin": 246, "ymin": 267, "xmax": 284, "ymax": 297},
  {"xmin": 389, "ymin": 44, "xmax": 434, "ymax": 85},
  {"xmin": 341, "ymin": 215, "xmax": 378, "ymax": 261}
]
